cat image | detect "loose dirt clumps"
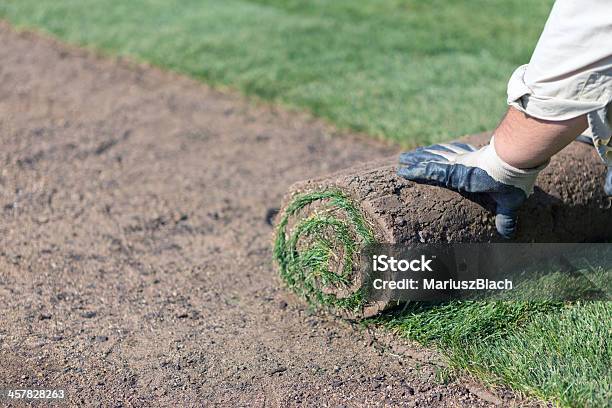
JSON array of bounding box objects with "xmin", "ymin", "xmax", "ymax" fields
[{"xmin": 1, "ymin": 22, "xmax": 520, "ymax": 406}]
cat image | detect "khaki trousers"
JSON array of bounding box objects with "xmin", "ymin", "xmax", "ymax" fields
[{"xmin": 506, "ymin": 0, "xmax": 612, "ymax": 163}]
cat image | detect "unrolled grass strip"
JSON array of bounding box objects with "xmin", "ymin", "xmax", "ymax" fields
[{"xmin": 381, "ymin": 300, "xmax": 612, "ymax": 407}]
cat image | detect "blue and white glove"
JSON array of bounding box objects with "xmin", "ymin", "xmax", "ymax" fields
[{"xmin": 398, "ymin": 138, "xmax": 548, "ymax": 239}]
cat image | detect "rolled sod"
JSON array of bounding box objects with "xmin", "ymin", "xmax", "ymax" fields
[{"xmin": 273, "ymin": 133, "xmax": 612, "ymax": 318}]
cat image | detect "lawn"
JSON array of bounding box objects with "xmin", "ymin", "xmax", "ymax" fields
[
  {"xmin": 0, "ymin": 0, "xmax": 553, "ymax": 146},
  {"xmin": 382, "ymin": 300, "xmax": 611, "ymax": 407}
]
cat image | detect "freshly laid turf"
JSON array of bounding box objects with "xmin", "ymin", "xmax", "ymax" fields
[
  {"xmin": 382, "ymin": 300, "xmax": 611, "ymax": 407},
  {"xmin": 0, "ymin": 0, "xmax": 553, "ymax": 146}
]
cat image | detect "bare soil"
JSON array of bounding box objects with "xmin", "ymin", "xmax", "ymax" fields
[{"xmin": 0, "ymin": 23, "xmax": 516, "ymax": 407}]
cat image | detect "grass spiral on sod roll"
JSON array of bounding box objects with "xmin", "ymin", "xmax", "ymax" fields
[
  {"xmin": 273, "ymin": 133, "xmax": 612, "ymax": 319},
  {"xmin": 274, "ymin": 191, "xmax": 378, "ymax": 318}
]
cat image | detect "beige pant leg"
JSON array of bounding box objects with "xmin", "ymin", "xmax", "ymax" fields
[{"xmin": 506, "ymin": 0, "xmax": 612, "ymax": 163}]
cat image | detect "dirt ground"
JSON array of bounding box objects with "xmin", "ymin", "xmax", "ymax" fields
[{"xmin": 0, "ymin": 23, "xmax": 518, "ymax": 407}]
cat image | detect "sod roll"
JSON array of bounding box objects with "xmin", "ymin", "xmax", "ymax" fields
[{"xmin": 273, "ymin": 133, "xmax": 612, "ymax": 318}]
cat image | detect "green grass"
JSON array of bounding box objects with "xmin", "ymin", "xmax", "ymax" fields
[
  {"xmin": 274, "ymin": 190, "xmax": 375, "ymax": 312},
  {"xmin": 381, "ymin": 301, "xmax": 611, "ymax": 407},
  {"xmin": 0, "ymin": 0, "xmax": 553, "ymax": 146},
  {"xmin": 278, "ymin": 191, "xmax": 611, "ymax": 407}
]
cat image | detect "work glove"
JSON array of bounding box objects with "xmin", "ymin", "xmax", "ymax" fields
[{"xmin": 398, "ymin": 138, "xmax": 548, "ymax": 239}]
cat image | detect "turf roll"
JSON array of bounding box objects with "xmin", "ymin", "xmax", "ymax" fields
[{"xmin": 273, "ymin": 133, "xmax": 612, "ymax": 318}]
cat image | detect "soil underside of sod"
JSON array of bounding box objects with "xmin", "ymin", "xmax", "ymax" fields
[{"xmin": 1, "ymin": 22, "xmax": 610, "ymax": 407}]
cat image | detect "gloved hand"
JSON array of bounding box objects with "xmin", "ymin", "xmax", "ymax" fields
[{"xmin": 398, "ymin": 138, "xmax": 548, "ymax": 238}]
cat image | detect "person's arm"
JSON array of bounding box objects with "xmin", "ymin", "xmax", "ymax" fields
[
  {"xmin": 494, "ymin": 107, "xmax": 587, "ymax": 169},
  {"xmin": 398, "ymin": 0, "xmax": 612, "ymax": 238}
]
